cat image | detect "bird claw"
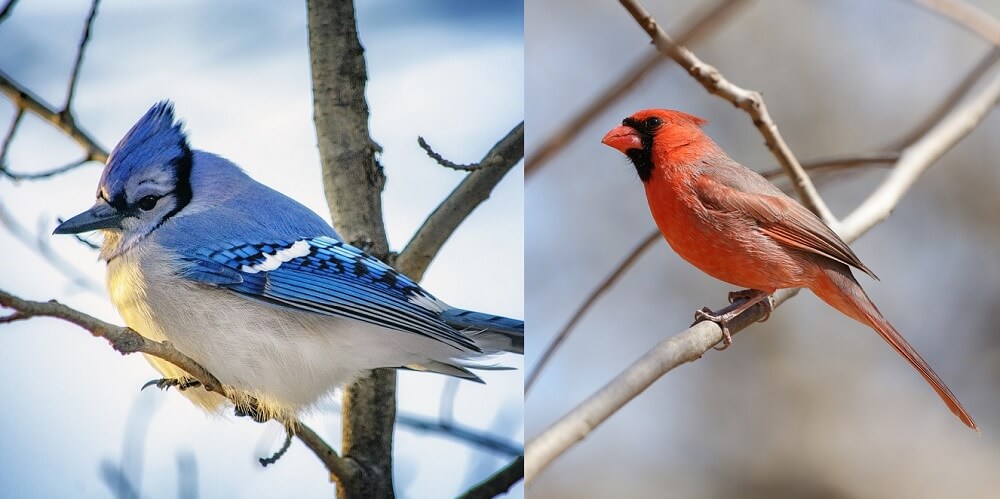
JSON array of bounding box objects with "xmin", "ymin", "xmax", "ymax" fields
[
  {"xmin": 693, "ymin": 307, "xmax": 734, "ymax": 350},
  {"xmin": 693, "ymin": 289, "xmax": 773, "ymax": 350},
  {"xmin": 235, "ymin": 401, "xmax": 269, "ymax": 424},
  {"xmin": 141, "ymin": 377, "xmax": 202, "ymax": 391}
]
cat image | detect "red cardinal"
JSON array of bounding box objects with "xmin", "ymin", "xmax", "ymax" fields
[{"xmin": 602, "ymin": 108, "xmax": 976, "ymax": 431}]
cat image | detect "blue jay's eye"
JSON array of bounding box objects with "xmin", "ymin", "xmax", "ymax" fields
[{"xmin": 137, "ymin": 195, "xmax": 159, "ymax": 211}]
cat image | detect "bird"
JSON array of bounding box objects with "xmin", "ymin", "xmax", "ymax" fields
[
  {"xmin": 601, "ymin": 108, "xmax": 976, "ymax": 431},
  {"xmin": 54, "ymin": 101, "xmax": 523, "ymax": 423}
]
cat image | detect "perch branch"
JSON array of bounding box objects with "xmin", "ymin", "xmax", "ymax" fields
[{"xmin": 0, "ymin": 289, "xmax": 354, "ymax": 484}]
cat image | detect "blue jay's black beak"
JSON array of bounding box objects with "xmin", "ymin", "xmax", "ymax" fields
[{"xmin": 53, "ymin": 203, "xmax": 124, "ymax": 234}]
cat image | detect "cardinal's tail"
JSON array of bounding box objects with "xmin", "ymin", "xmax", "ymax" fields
[{"xmin": 809, "ymin": 263, "xmax": 977, "ymax": 432}]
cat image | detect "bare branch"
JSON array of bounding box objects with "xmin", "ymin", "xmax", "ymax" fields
[
  {"xmin": 760, "ymin": 152, "xmax": 899, "ymax": 180},
  {"xmin": 526, "ymin": 230, "xmax": 660, "ymax": 394},
  {"xmin": 618, "ymin": 0, "xmax": 836, "ymax": 224},
  {"xmin": 525, "ymin": 0, "xmax": 750, "ymax": 177},
  {"xmin": 911, "ymin": 0, "xmax": 1000, "ymax": 46},
  {"xmin": 841, "ymin": 65, "xmax": 1000, "ymax": 239},
  {"xmin": 0, "ymin": 107, "xmax": 23, "ymax": 169},
  {"xmin": 291, "ymin": 421, "xmax": 358, "ymax": 482},
  {"xmin": 457, "ymin": 455, "xmax": 524, "ymax": 499},
  {"xmin": 417, "ymin": 136, "xmax": 483, "ymax": 172},
  {"xmin": 307, "ymin": 1, "xmax": 395, "ymax": 493},
  {"xmin": 0, "ymin": 289, "xmax": 355, "ymax": 484},
  {"xmin": 524, "ymin": 59, "xmax": 1000, "ymax": 487},
  {"xmin": 2, "ymin": 157, "xmax": 94, "ymax": 181},
  {"xmin": 0, "ymin": 69, "xmax": 108, "ymax": 163},
  {"xmin": 396, "ymin": 414, "xmax": 523, "ymax": 457},
  {"xmin": 64, "ymin": 0, "xmax": 101, "ymax": 112},
  {"xmin": 396, "ymin": 122, "xmax": 524, "ymax": 281}
]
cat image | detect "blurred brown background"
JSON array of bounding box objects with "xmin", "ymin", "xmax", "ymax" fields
[{"xmin": 525, "ymin": 1, "xmax": 1000, "ymax": 497}]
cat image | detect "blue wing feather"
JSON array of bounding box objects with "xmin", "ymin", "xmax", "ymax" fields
[{"xmin": 179, "ymin": 236, "xmax": 478, "ymax": 352}]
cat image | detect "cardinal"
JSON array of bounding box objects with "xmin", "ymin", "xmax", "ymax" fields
[{"xmin": 601, "ymin": 108, "xmax": 976, "ymax": 431}]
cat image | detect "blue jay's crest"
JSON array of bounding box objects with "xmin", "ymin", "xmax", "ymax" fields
[{"xmin": 99, "ymin": 101, "xmax": 193, "ymax": 211}]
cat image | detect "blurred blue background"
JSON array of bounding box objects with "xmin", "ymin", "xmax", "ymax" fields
[
  {"xmin": 526, "ymin": 1, "xmax": 999, "ymax": 497},
  {"xmin": 0, "ymin": 1, "xmax": 523, "ymax": 497}
]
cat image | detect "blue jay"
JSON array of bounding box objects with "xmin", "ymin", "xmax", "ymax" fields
[{"xmin": 54, "ymin": 102, "xmax": 523, "ymax": 422}]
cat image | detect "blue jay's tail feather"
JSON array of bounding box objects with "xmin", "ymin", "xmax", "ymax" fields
[{"xmin": 441, "ymin": 308, "xmax": 524, "ymax": 355}]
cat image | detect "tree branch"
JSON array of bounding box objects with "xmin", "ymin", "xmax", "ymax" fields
[
  {"xmin": 525, "ymin": 0, "xmax": 750, "ymax": 178},
  {"xmin": 524, "ymin": 60, "xmax": 1000, "ymax": 487},
  {"xmin": 457, "ymin": 455, "xmax": 524, "ymax": 499},
  {"xmin": 396, "ymin": 122, "xmax": 524, "ymax": 281},
  {"xmin": 618, "ymin": 0, "xmax": 835, "ymax": 224},
  {"xmin": 0, "ymin": 289, "xmax": 355, "ymax": 485},
  {"xmin": 64, "ymin": 0, "xmax": 100, "ymax": 113},
  {"xmin": 395, "ymin": 414, "xmax": 523, "ymax": 457},
  {"xmin": 307, "ymin": 1, "xmax": 395, "ymax": 495},
  {"xmin": 0, "ymin": 69, "xmax": 108, "ymax": 163}
]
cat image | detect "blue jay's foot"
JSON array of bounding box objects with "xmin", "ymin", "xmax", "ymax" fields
[
  {"xmin": 234, "ymin": 401, "xmax": 269, "ymax": 424},
  {"xmin": 259, "ymin": 428, "xmax": 293, "ymax": 467},
  {"xmin": 141, "ymin": 376, "xmax": 202, "ymax": 391},
  {"xmin": 692, "ymin": 289, "xmax": 772, "ymax": 351}
]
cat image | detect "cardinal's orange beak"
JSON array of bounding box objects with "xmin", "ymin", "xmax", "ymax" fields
[{"xmin": 601, "ymin": 125, "xmax": 643, "ymax": 154}]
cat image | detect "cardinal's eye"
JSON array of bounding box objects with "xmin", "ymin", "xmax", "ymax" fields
[
  {"xmin": 645, "ymin": 117, "xmax": 662, "ymax": 130},
  {"xmin": 137, "ymin": 195, "xmax": 159, "ymax": 211}
]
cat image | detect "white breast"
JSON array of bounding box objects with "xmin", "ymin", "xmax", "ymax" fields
[{"xmin": 106, "ymin": 241, "xmax": 469, "ymax": 421}]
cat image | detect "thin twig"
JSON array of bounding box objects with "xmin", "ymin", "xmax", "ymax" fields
[
  {"xmin": 526, "ymin": 231, "xmax": 660, "ymax": 394},
  {"xmin": 457, "ymin": 455, "xmax": 524, "ymax": 499},
  {"xmin": 418, "ymin": 136, "xmax": 484, "ymax": 172},
  {"xmin": 0, "ymin": 68, "xmax": 108, "ymax": 163},
  {"xmin": 396, "ymin": 414, "xmax": 523, "ymax": 457},
  {"xmin": 2, "ymin": 157, "xmax": 94, "ymax": 181},
  {"xmin": 760, "ymin": 152, "xmax": 900, "ymax": 180},
  {"xmin": 0, "ymin": 107, "xmax": 23, "ymax": 168},
  {"xmin": 64, "ymin": 0, "xmax": 101, "ymax": 112},
  {"xmin": 524, "ymin": 60, "xmax": 1000, "ymax": 487},
  {"xmin": 396, "ymin": 122, "xmax": 524, "ymax": 281},
  {"xmin": 525, "ymin": 0, "xmax": 750, "ymax": 177},
  {"xmin": 619, "ymin": 0, "xmax": 835, "ymax": 224}
]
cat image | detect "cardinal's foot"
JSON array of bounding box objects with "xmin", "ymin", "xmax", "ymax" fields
[
  {"xmin": 728, "ymin": 289, "xmax": 773, "ymax": 323},
  {"xmin": 693, "ymin": 290, "xmax": 773, "ymax": 350},
  {"xmin": 693, "ymin": 307, "xmax": 735, "ymax": 349},
  {"xmin": 142, "ymin": 377, "xmax": 202, "ymax": 391}
]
